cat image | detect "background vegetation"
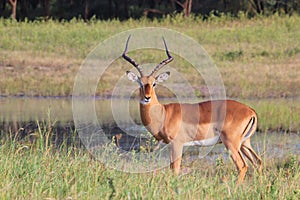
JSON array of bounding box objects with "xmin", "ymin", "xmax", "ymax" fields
[
  {"xmin": 2, "ymin": 0, "xmax": 300, "ymax": 21},
  {"xmin": 0, "ymin": 14, "xmax": 299, "ymax": 98}
]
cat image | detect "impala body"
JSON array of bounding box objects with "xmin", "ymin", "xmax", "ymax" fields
[{"xmin": 122, "ymin": 36, "xmax": 262, "ymax": 183}]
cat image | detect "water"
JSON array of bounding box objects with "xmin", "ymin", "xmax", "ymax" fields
[
  {"xmin": 0, "ymin": 97, "xmax": 299, "ymax": 160},
  {"xmin": 0, "ymin": 97, "xmax": 73, "ymax": 123},
  {"xmin": 0, "ymin": 97, "xmax": 140, "ymax": 123}
]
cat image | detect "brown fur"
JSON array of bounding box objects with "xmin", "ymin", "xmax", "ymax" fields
[{"xmin": 135, "ymin": 76, "xmax": 262, "ymax": 183}]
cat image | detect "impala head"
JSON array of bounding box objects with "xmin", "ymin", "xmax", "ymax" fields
[{"xmin": 122, "ymin": 35, "xmax": 173, "ymax": 105}]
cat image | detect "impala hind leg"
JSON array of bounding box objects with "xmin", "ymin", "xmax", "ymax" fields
[
  {"xmin": 221, "ymin": 136, "xmax": 248, "ymax": 184},
  {"xmin": 241, "ymin": 138, "xmax": 263, "ymax": 173},
  {"xmin": 231, "ymin": 148, "xmax": 248, "ymax": 184}
]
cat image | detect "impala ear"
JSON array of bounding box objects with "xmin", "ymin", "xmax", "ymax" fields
[
  {"xmin": 126, "ymin": 71, "xmax": 139, "ymax": 82},
  {"xmin": 155, "ymin": 72, "xmax": 170, "ymax": 83}
]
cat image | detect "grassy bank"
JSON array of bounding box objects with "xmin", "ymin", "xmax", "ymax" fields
[
  {"xmin": 246, "ymin": 99, "xmax": 300, "ymax": 132},
  {"xmin": 0, "ymin": 15, "xmax": 299, "ymax": 98},
  {"xmin": 0, "ymin": 122, "xmax": 299, "ymax": 199}
]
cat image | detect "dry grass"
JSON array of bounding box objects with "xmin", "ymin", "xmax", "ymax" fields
[
  {"xmin": 0, "ymin": 15, "xmax": 299, "ymax": 98},
  {"xmin": 219, "ymin": 55, "xmax": 300, "ymax": 98}
]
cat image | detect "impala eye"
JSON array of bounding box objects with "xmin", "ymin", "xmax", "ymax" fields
[{"xmin": 153, "ymin": 83, "xmax": 156, "ymax": 87}]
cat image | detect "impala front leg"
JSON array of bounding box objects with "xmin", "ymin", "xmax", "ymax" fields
[{"xmin": 169, "ymin": 141, "xmax": 184, "ymax": 175}]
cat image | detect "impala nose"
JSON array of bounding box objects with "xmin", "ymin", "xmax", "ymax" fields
[
  {"xmin": 141, "ymin": 96, "xmax": 151, "ymax": 105},
  {"xmin": 145, "ymin": 96, "xmax": 151, "ymax": 101}
]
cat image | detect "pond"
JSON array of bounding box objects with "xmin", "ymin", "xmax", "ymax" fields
[{"xmin": 0, "ymin": 97, "xmax": 299, "ymax": 161}]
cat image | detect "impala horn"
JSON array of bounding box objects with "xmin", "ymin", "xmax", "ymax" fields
[
  {"xmin": 122, "ymin": 35, "xmax": 144, "ymax": 77},
  {"xmin": 149, "ymin": 37, "xmax": 173, "ymax": 77}
]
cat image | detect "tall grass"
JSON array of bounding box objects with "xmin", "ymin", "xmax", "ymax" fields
[
  {"xmin": 246, "ymin": 99, "xmax": 300, "ymax": 132},
  {"xmin": 0, "ymin": 120, "xmax": 299, "ymax": 199}
]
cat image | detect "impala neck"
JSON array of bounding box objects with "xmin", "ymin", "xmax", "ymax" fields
[{"xmin": 139, "ymin": 93, "xmax": 165, "ymax": 135}]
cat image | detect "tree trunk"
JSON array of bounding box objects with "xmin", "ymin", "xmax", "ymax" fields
[
  {"xmin": 9, "ymin": 0, "xmax": 17, "ymax": 19},
  {"xmin": 187, "ymin": 0, "xmax": 192, "ymax": 17},
  {"xmin": 175, "ymin": 0, "xmax": 193, "ymax": 17},
  {"xmin": 248, "ymin": 0, "xmax": 264, "ymax": 14},
  {"xmin": 84, "ymin": 0, "xmax": 89, "ymax": 20},
  {"xmin": 44, "ymin": 0, "xmax": 50, "ymax": 19}
]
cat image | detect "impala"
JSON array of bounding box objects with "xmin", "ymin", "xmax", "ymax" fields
[{"xmin": 122, "ymin": 36, "xmax": 262, "ymax": 183}]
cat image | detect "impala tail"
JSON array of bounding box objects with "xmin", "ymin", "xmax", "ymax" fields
[{"xmin": 242, "ymin": 116, "xmax": 257, "ymax": 143}]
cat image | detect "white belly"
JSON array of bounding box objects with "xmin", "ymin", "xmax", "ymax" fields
[{"xmin": 183, "ymin": 136, "xmax": 220, "ymax": 147}]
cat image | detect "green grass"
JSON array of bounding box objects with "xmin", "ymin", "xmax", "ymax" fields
[
  {"xmin": 0, "ymin": 121, "xmax": 299, "ymax": 199},
  {"xmin": 245, "ymin": 99, "xmax": 300, "ymax": 132},
  {"xmin": 0, "ymin": 15, "xmax": 299, "ymax": 97}
]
